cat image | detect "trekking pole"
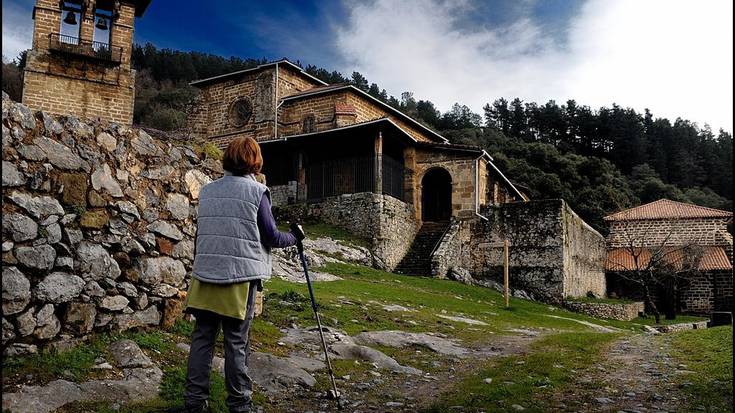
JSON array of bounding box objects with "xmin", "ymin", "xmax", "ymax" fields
[{"xmin": 291, "ymin": 224, "xmax": 342, "ymax": 409}]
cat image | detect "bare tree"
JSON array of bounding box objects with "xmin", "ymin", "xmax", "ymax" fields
[{"xmin": 607, "ymin": 219, "xmax": 705, "ymax": 323}]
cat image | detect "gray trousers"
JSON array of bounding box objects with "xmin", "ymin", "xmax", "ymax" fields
[{"xmin": 184, "ymin": 282, "xmax": 258, "ymax": 412}]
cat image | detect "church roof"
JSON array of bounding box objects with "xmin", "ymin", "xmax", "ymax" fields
[
  {"xmin": 604, "ymin": 199, "xmax": 733, "ymax": 222},
  {"xmin": 606, "ymin": 246, "xmax": 732, "ymax": 271},
  {"xmin": 190, "ymin": 60, "xmax": 327, "ymax": 87}
]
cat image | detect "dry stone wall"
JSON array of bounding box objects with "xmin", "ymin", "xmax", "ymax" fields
[
  {"xmin": 2, "ymin": 94, "xmax": 219, "ymax": 353},
  {"xmin": 274, "ymin": 192, "xmax": 418, "ymax": 271},
  {"xmin": 464, "ymin": 199, "xmax": 606, "ymax": 303}
]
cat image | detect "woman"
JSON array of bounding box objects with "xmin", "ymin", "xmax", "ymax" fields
[{"xmin": 182, "ymin": 137, "xmax": 302, "ymax": 413}]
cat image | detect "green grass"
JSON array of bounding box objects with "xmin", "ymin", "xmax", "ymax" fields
[
  {"xmin": 422, "ymin": 332, "xmax": 622, "ymax": 412},
  {"xmin": 669, "ymin": 326, "xmax": 733, "ymax": 412},
  {"xmin": 261, "ymin": 262, "xmax": 646, "ymax": 342},
  {"xmin": 2, "ymin": 336, "xmax": 111, "ymax": 385},
  {"xmin": 277, "ymin": 222, "xmax": 370, "ymax": 248}
]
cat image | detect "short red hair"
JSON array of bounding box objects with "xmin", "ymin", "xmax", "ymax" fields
[{"xmin": 222, "ymin": 137, "xmax": 263, "ymax": 176}]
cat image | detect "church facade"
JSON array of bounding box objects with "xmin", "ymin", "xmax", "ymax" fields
[{"xmin": 186, "ymin": 60, "xmax": 527, "ymax": 224}]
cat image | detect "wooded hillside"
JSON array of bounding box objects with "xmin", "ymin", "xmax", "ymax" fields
[{"xmin": 3, "ymin": 44, "xmax": 731, "ymax": 231}]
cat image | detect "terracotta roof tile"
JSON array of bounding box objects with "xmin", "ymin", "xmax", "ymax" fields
[
  {"xmin": 605, "ymin": 246, "xmax": 732, "ymax": 271},
  {"xmin": 604, "ymin": 199, "xmax": 733, "ymax": 222}
]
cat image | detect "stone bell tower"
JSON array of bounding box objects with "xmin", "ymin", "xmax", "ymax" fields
[{"xmin": 22, "ymin": 0, "xmax": 151, "ymax": 125}]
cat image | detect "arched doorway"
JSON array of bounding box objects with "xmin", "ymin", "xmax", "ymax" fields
[{"xmin": 421, "ymin": 168, "xmax": 452, "ymax": 222}]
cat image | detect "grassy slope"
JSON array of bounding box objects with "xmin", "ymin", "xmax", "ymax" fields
[
  {"xmin": 669, "ymin": 326, "xmax": 733, "ymax": 412},
  {"xmin": 2, "ymin": 224, "xmax": 724, "ymax": 412}
]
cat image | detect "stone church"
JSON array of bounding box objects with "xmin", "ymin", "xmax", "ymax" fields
[
  {"xmin": 14, "ymin": 0, "xmax": 609, "ymax": 305},
  {"xmin": 186, "ymin": 60, "xmax": 527, "ymax": 220}
]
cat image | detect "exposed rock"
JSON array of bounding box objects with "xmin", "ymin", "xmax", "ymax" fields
[
  {"xmin": 64, "ymin": 302, "xmax": 96, "ymax": 334},
  {"xmin": 142, "ymin": 165, "xmax": 175, "ymax": 181},
  {"xmin": 151, "ymin": 283, "xmax": 178, "ymax": 297},
  {"xmin": 1, "ymin": 379, "xmax": 83, "ymax": 413},
  {"xmin": 79, "ymin": 210, "xmax": 110, "ymax": 229},
  {"xmin": 15, "ymin": 308, "xmax": 37, "ymax": 336},
  {"xmin": 33, "ymin": 136, "xmax": 84, "ymax": 171},
  {"xmin": 172, "ymin": 239, "xmax": 194, "ymax": 260},
  {"xmin": 34, "ymin": 309, "xmax": 61, "ymax": 340},
  {"xmin": 2, "ymin": 266, "xmax": 31, "ymax": 315},
  {"xmin": 330, "ymin": 343, "xmax": 422, "ymax": 374},
  {"xmin": 130, "ymin": 130, "xmax": 161, "ymax": 156},
  {"xmin": 4, "ymin": 343, "xmax": 38, "ymax": 357},
  {"xmin": 9, "ymin": 191, "xmax": 64, "ymax": 218},
  {"xmin": 7, "ymin": 101, "xmax": 37, "ymax": 129},
  {"xmin": 166, "ymin": 193, "xmax": 190, "ymax": 220},
  {"xmin": 95, "ymin": 132, "xmax": 117, "ymax": 152},
  {"xmin": 39, "ymin": 111, "xmax": 63, "ymax": 135},
  {"xmin": 45, "ymin": 223, "xmax": 62, "ymax": 244},
  {"xmin": 161, "ymin": 291, "xmax": 186, "ymax": 329},
  {"xmin": 2, "ymin": 161, "xmax": 26, "ymax": 186},
  {"xmin": 437, "ymin": 314, "xmax": 488, "ymax": 326},
  {"xmin": 3, "ymin": 317, "xmax": 16, "ymax": 344},
  {"xmin": 34, "ymin": 272, "xmax": 85, "ymax": 303},
  {"xmin": 118, "ymin": 281, "xmax": 138, "ymax": 297},
  {"xmin": 354, "ymin": 330, "xmax": 469, "ymax": 357},
  {"xmin": 136, "ymin": 256, "xmax": 186, "ymax": 286},
  {"xmin": 17, "ymin": 144, "xmax": 46, "ymax": 161},
  {"xmin": 147, "ymin": 220, "xmax": 183, "ymax": 240},
  {"xmin": 100, "ymin": 295, "xmax": 130, "ymax": 311},
  {"xmin": 84, "ymin": 281, "xmax": 106, "ymax": 297},
  {"xmin": 91, "ymin": 164, "xmax": 123, "ymax": 197},
  {"xmin": 2, "ymin": 213, "xmax": 38, "ymax": 242},
  {"xmin": 184, "ymin": 169, "xmax": 212, "ymax": 199},
  {"xmin": 64, "ymin": 227, "xmax": 83, "ymax": 245},
  {"xmin": 109, "ymin": 339, "xmax": 153, "ymax": 368},
  {"xmin": 16, "ymin": 244, "xmax": 56, "ymax": 271},
  {"xmin": 77, "ymin": 241, "xmax": 121, "ymax": 280},
  {"xmin": 115, "ymin": 201, "xmax": 140, "ymax": 220},
  {"xmin": 57, "ymin": 172, "xmax": 88, "ymax": 206},
  {"xmin": 113, "ymin": 305, "xmax": 161, "ymax": 330},
  {"xmin": 87, "ymin": 190, "xmax": 107, "ymax": 207}
]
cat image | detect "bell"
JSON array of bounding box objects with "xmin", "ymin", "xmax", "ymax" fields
[
  {"xmin": 63, "ymin": 10, "xmax": 77, "ymax": 25},
  {"xmin": 95, "ymin": 17, "xmax": 108, "ymax": 30}
]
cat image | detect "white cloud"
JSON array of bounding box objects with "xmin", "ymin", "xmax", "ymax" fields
[
  {"xmin": 335, "ymin": 0, "xmax": 733, "ymax": 132},
  {"xmin": 2, "ymin": 1, "xmax": 33, "ymax": 62}
]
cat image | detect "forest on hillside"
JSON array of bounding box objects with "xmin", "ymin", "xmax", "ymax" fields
[{"xmin": 3, "ymin": 44, "xmax": 732, "ymax": 231}]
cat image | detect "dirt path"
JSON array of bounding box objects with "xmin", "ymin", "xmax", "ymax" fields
[{"xmin": 553, "ymin": 332, "xmax": 688, "ymax": 412}]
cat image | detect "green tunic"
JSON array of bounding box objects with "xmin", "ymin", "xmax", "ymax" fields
[{"xmin": 185, "ymin": 279, "xmax": 250, "ymax": 320}]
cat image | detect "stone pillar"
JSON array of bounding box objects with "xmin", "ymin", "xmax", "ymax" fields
[
  {"xmin": 297, "ymin": 152, "xmax": 307, "ymax": 201},
  {"xmin": 403, "ymin": 146, "xmax": 418, "ymax": 219},
  {"xmin": 374, "ymin": 132, "xmax": 383, "ymax": 195}
]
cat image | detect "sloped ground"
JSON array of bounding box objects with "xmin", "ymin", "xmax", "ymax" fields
[{"xmin": 2, "ymin": 228, "xmax": 730, "ymax": 413}]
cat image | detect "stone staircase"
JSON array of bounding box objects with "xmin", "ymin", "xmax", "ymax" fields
[{"xmin": 395, "ymin": 221, "xmax": 450, "ymax": 276}]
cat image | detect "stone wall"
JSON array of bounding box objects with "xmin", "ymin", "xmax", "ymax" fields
[
  {"xmin": 2, "ymin": 96, "xmax": 218, "ymax": 353},
  {"xmin": 22, "ymin": 0, "xmax": 137, "ymax": 125},
  {"xmin": 607, "ymin": 218, "xmax": 733, "ymax": 248},
  {"xmin": 562, "ymin": 203, "xmax": 608, "ymax": 297},
  {"xmin": 563, "ymin": 301, "xmax": 644, "ymax": 321},
  {"xmin": 274, "ymin": 192, "xmax": 418, "ymax": 270},
  {"xmin": 430, "ymin": 219, "xmax": 462, "ymax": 278},
  {"xmin": 465, "ymin": 199, "xmax": 606, "ymax": 303}
]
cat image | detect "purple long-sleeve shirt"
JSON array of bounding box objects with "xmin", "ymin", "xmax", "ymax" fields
[{"xmin": 257, "ymin": 194, "xmax": 298, "ymax": 248}]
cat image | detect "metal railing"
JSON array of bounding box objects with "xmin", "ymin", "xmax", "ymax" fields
[
  {"xmin": 382, "ymin": 155, "xmax": 406, "ymax": 201},
  {"xmin": 305, "ymin": 155, "xmax": 409, "ymax": 202},
  {"xmin": 48, "ymin": 33, "xmax": 122, "ymax": 64}
]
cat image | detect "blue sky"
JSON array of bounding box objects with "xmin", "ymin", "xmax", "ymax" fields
[{"xmin": 2, "ymin": 0, "xmax": 733, "ymax": 132}]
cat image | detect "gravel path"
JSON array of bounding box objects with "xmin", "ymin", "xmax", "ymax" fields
[{"xmin": 555, "ymin": 333, "xmax": 690, "ymax": 412}]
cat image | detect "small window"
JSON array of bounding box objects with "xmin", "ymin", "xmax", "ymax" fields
[
  {"xmin": 302, "ymin": 115, "xmax": 316, "ymax": 133},
  {"xmin": 93, "ymin": 0, "xmax": 113, "ymax": 51},
  {"xmin": 59, "ymin": 1, "xmax": 82, "ymax": 44}
]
